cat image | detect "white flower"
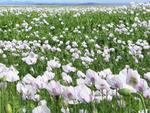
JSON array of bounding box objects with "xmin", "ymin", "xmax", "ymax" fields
[
  {"xmin": 32, "ymin": 100, "xmax": 51, "ymax": 113},
  {"xmin": 17, "ymin": 82, "xmax": 37, "ymax": 100},
  {"xmin": 138, "ymin": 109, "xmax": 148, "ymax": 113},
  {"xmin": 144, "ymin": 72, "xmax": 150, "ymax": 81},
  {"xmin": 22, "ymin": 74, "xmax": 35, "ymax": 84},
  {"xmin": 72, "ymin": 53, "xmax": 79, "ymax": 59},
  {"xmin": 143, "ymin": 88, "xmax": 150, "ymax": 99},
  {"xmin": 63, "ymin": 86, "xmax": 77, "ymax": 100},
  {"xmin": 0, "ymin": 63, "xmax": 7, "ymax": 73},
  {"xmin": 43, "ymin": 71, "xmax": 55, "ymax": 81},
  {"xmin": 61, "ymin": 72, "xmax": 72, "ymax": 84},
  {"xmin": 22, "ymin": 52, "xmax": 38, "ymax": 65},
  {"xmin": 34, "ymin": 76, "xmax": 47, "ymax": 89},
  {"xmin": 79, "ymin": 109, "xmax": 88, "ymax": 113},
  {"xmin": 46, "ymin": 80, "xmax": 62, "ymax": 96},
  {"xmin": 134, "ymin": 79, "xmax": 148, "ymax": 92},
  {"xmin": 76, "ymin": 78, "xmax": 85, "ymax": 85},
  {"xmin": 47, "ymin": 59, "xmax": 61, "ymax": 69},
  {"xmin": 61, "ymin": 107, "xmax": 70, "ymax": 113},
  {"xmin": 95, "ymin": 78, "xmax": 110, "ymax": 90},
  {"xmin": 77, "ymin": 71, "xmax": 86, "ymax": 78},
  {"xmin": 62, "ymin": 64, "xmax": 76, "ymax": 73},
  {"xmin": 120, "ymin": 67, "xmax": 140, "ymax": 87},
  {"xmin": 98, "ymin": 68, "xmax": 112, "ymax": 79},
  {"xmin": 3, "ymin": 66, "xmax": 19, "ymax": 82},
  {"xmin": 81, "ymin": 56, "xmax": 94, "ymax": 64},
  {"xmin": 107, "ymin": 74, "xmax": 126, "ymax": 89},
  {"xmin": 76, "ymin": 85, "xmax": 93, "ymax": 103},
  {"xmin": 86, "ymin": 69, "xmax": 99, "ymax": 83}
]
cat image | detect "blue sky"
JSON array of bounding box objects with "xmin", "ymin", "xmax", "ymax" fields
[{"xmin": 1, "ymin": 0, "xmax": 150, "ymax": 3}]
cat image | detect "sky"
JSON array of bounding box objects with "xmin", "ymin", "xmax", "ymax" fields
[{"xmin": 1, "ymin": 0, "xmax": 150, "ymax": 4}]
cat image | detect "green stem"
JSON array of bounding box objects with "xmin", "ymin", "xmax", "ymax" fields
[
  {"xmin": 128, "ymin": 96, "xmax": 131, "ymax": 113},
  {"xmin": 92, "ymin": 101, "xmax": 97, "ymax": 113},
  {"xmin": 132, "ymin": 93, "xmax": 146, "ymax": 113},
  {"xmin": 0, "ymin": 88, "xmax": 2, "ymax": 112},
  {"xmin": 115, "ymin": 89, "xmax": 118, "ymax": 113}
]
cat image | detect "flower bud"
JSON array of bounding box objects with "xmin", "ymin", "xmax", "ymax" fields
[
  {"xmin": 5, "ymin": 103, "xmax": 12, "ymax": 113},
  {"xmin": 118, "ymin": 88, "xmax": 131, "ymax": 96}
]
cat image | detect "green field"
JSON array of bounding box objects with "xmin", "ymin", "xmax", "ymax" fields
[{"xmin": 0, "ymin": 5, "xmax": 150, "ymax": 113}]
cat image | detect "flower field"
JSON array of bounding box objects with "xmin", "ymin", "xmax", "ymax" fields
[{"xmin": 0, "ymin": 3, "xmax": 150, "ymax": 113}]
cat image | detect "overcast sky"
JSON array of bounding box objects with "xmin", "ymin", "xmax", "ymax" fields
[{"xmin": 2, "ymin": 0, "xmax": 150, "ymax": 3}]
